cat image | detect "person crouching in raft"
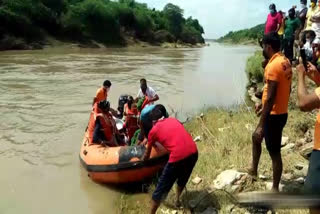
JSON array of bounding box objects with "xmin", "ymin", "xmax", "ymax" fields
[
  {"xmin": 123, "ymin": 96, "xmax": 139, "ymax": 141},
  {"xmin": 142, "ymin": 105, "xmax": 198, "ymax": 214},
  {"xmin": 87, "ymin": 100, "xmax": 120, "ymax": 147}
]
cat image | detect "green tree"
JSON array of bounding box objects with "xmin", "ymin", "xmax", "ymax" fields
[{"xmin": 163, "ymin": 3, "xmax": 184, "ymax": 39}]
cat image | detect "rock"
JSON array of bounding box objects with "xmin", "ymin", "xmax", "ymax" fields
[
  {"xmin": 281, "ymin": 143, "xmax": 295, "ymax": 151},
  {"xmin": 212, "ymin": 170, "xmax": 247, "ymax": 190},
  {"xmin": 300, "ymin": 142, "xmax": 313, "ymax": 160},
  {"xmin": 296, "ymin": 138, "xmax": 307, "ymax": 147},
  {"xmin": 281, "ymin": 136, "xmax": 289, "ymax": 147},
  {"xmin": 218, "ymin": 126, "xmax": 231, "ymax": 132},
  {"xmin": 230, "ymin": 185, "xmax": 241, "ymax": 193},
  {"xmin": 294, "ymin": 166, "xmax": 309, "ymax": 178},
  {"xmin": 188, "ymin": 190, "xmax": 208, "ymax": 209},
  {"xmin": 265, "ymin": 182, "xmax": 284, "ymax": 191},
  {"xmin": 192, "ymin": 176, "xmax": 203, "ymax": 185},
  {"xmin": 295, "ymin": 177, "xmax": 305, "ymax": 184},
  {"xmin": 304, "ymin": 130, "xmax": 314, "ymax": 143},
  {"xmin": 225, "ymin": 204, "xmax": 235, "ymax": 213},
  {"xmin": 194, "ymin": 136, "xmax": 201, "ymax": 142},
  {"xmin": 245, "ymin": 124, "xmax": 253, "ymax": 131},
  {"xmin": 294, "ymin": 163, "xmax": 305, "ymax": 170},
  {"xmin": 283, "ymin": 173, "xmax": 294, "ymax": 181},
  {"xmin": 259, "ymin": 175, "xmax": 268, "ymax": 181},
  {"xmin": 200, "ymin": 207, "xmax": 218, "ymax": 214}
]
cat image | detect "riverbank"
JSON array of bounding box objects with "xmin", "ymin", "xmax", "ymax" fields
[
  {"xmin": 0, "ymin": 35, "xmax": 207, "ymax": 51},
  {"xmin": 116, "ymin": 52, "xmax": 316, "ymax": 214}
]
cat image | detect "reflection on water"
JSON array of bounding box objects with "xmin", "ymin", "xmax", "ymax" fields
[{"xmin": 0, "ymin": 43, "xmax": 255, "ymax": 213}]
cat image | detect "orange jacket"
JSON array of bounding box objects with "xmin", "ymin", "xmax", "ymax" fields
[{"xmin": 88, "ymin": 103, "xmax": 117, "ymax": 145}]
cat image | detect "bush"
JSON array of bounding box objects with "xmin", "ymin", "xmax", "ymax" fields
[
  {"xmin": 246, "ymin": 51, "xmax": 264, "ymax": 83},
  {"xmin": 63, "ymin": 0, "xmax": 121, "ymax": 43}
]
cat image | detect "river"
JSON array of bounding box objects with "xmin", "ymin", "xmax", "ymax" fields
[{"xmin": 0, "ymin": 43, "xmax": 256, "ymax": 214}]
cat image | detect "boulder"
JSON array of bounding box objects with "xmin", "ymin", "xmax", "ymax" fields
[
  {"xmin": 212, "ymin": 170, "xmax": 247, "ymax": 190},
  {"xmin": 282, "ymin": 143, "xmax": 295, "ymax": 151},
  {"xmin": 300, "ymin": 143, "xmax": 313, "ymax": 160},
  {"xmin": 194, "ymin": 136, "xmax": 201, "ymax": 142},
  {"xmin": 294, "ymin": 163, "xmax": 305, "ymax": 170},
  {"xmin": 295, "ymin": 177, "xmax": 305, "ymax": 184},
  {"xmin": 192, "ymin": 176, "xmax": 203, "ymax": 185},
  {"xmin": 283, "ymin": 173, "xmax": 294, "ymax": 181},
  {"xmin": 281, "ymin": 136, "xmax": 289, "ymax": 147},
  {"xmin": 259, "ymin": 175, "xmax": 269, "ymax": 181}
]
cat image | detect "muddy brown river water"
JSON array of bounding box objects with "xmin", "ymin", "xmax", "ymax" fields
[{"xmin": 0, "ymin": 43, "xmax": 256, "ymax": 214}]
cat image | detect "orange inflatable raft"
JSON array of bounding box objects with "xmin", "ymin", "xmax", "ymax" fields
[{"xmin": 80, "ymin": 131, "xmax": 169, "ymax": 184}]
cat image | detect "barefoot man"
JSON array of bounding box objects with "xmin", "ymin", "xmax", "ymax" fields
[{"xmin": 249, "ymin": 32, "xmax": 292, "ymax": 192}]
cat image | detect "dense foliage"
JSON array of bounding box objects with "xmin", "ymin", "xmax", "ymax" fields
[
  {"xmin": 246, "ymin": 51, "xmax": 264, "ymax": 83},
  {"xmin": 0, "ymin": 0, "xmax": 205, "ymax": 46},
  {"xmin": 217, "ymin": 24, "xmax": 264, "ymax": 44}
]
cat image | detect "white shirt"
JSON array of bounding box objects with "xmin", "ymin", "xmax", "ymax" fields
[
  {"xmin": 312, "ymin": 11, "xmax": 320, "ymax": 40},
  {"xmin": 137, "ymin": 86, "xmax": 157, "ymax": 104}
]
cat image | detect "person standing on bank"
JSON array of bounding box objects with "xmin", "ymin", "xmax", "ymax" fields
[{"xmin": 248, "ymin": 32, "xmax": 292, "ymax": 192}]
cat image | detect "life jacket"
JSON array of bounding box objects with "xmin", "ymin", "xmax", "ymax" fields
[
  {"xmin": 88, "ymin": 104, "xmax": 118, "ymax": 146},
  {"xmin": 140, "ymin": 96, "xmax": 149, "ymax": 111},
  {"xmin": 124, "ymin": 103, "xmax": 139, "ymax": 140}
]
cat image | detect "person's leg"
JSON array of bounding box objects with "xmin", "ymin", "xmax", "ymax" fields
[
  {"xmin": 176, "ymin": 153, "xmax": 198, "ymax": 205},
  {"xmin": 305, "ymin": 151, "xmax": 320, "ymax": 214},
  {"xmin": 289, "ymin": 38, "xmax": 295, "ymax": 62},
  {"xmin": 151, "ymin": 163, "xmax": 177, "ymax": 214},
  {"xmin": 249, "ymin": 118, "xmax": 269, "ymax": 177},
  {"xmin": 266, "ymin": 114, "xmax": 287, "ymax": 192},
  {"xmin": 270, "ymin": 152, "xmax": 282, "ymax": 192},
  {"xmin": 150, "ymin": 200, "xmax": 160, "ymax": 214}
]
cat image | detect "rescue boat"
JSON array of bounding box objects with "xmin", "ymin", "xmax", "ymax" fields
[{"xmin": 79, "ymin": 130, "xmax": 169, "ymax": 184}]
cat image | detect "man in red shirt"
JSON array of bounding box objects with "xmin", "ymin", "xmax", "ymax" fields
[
  {"xmin": 265, "ymin": 4, "xmax": 283, "ymax": 35},
  {"xmin": 142, "ymin": 105, "xmax": 198, "ymax": 214}
]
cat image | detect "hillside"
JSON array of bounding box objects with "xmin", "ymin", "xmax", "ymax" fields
[
  {"xmin": 0, "ymin": 0, "xmax": 205, "ymax": 50},
  {"xmin": 217, "ymin": 24, "xmax": 265, "ymax": 44}
]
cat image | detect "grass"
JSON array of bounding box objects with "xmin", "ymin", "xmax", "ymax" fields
[{"xmin": 116, "ymin": 104, "xmax": 312, "ymax": 214}]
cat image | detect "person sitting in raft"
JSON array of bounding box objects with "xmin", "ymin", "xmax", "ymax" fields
[
  {"xmin": 137, "ymin": 104, "xmax": 168, "ymax": 145},
  {"xmin": 136, "ymin": 79, "xmax": 159, "ymax": 107},
  {"xmin": 142, "ymin": 105, "xmax": 198, "ymax": 214},
  {"xmin": 123, "ymin": 96, "xmax": 139, "ymax": 141},
  {"xmin": 88, "ymin": 100, "xmax": 119, "ymax": 147},
  {"xmin": 92, "ymin": 80, "xmax": 112, "ymax": 106}
]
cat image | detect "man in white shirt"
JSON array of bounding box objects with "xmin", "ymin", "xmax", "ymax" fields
[{"xmin": 136, "ymin": 78, "xmax": 159, "ymax": 105}]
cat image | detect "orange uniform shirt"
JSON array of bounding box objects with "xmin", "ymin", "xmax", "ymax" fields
[
  {"xmin": 95, "ymin": 87, "xmax": 108, "ymax": 104},
  {"xmin": 313, "ymin": 87, "xmax": 320, "ymax": 150},
  {"xmin": 262, "ymin": 52, "xmax": 292, "ymax": 115}
]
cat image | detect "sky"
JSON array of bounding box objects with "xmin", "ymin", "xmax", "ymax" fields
[{"xmin": 137, "ymin": 0, "xmax": 302, "ymax": 39}]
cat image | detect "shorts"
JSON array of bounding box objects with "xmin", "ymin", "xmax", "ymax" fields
[
  {"xmin": 152, "ymin": 152, "xmax": 198, "ymax": 202},
  {"xmin": 264, "ymin": 114, "xmax": 288, "ymax": 155},
  {"xmin": 305, "ymin": 150, "xmax": 320, "ymax": 194}
]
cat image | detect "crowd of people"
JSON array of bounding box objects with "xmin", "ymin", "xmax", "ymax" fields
[
  {"xmin": 265, "ymin": 0, "xmax": 320, "ymax": 66},
  {"xmin": 246, "ymin": 1, "xmax": 320, "ymax": 213}
]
